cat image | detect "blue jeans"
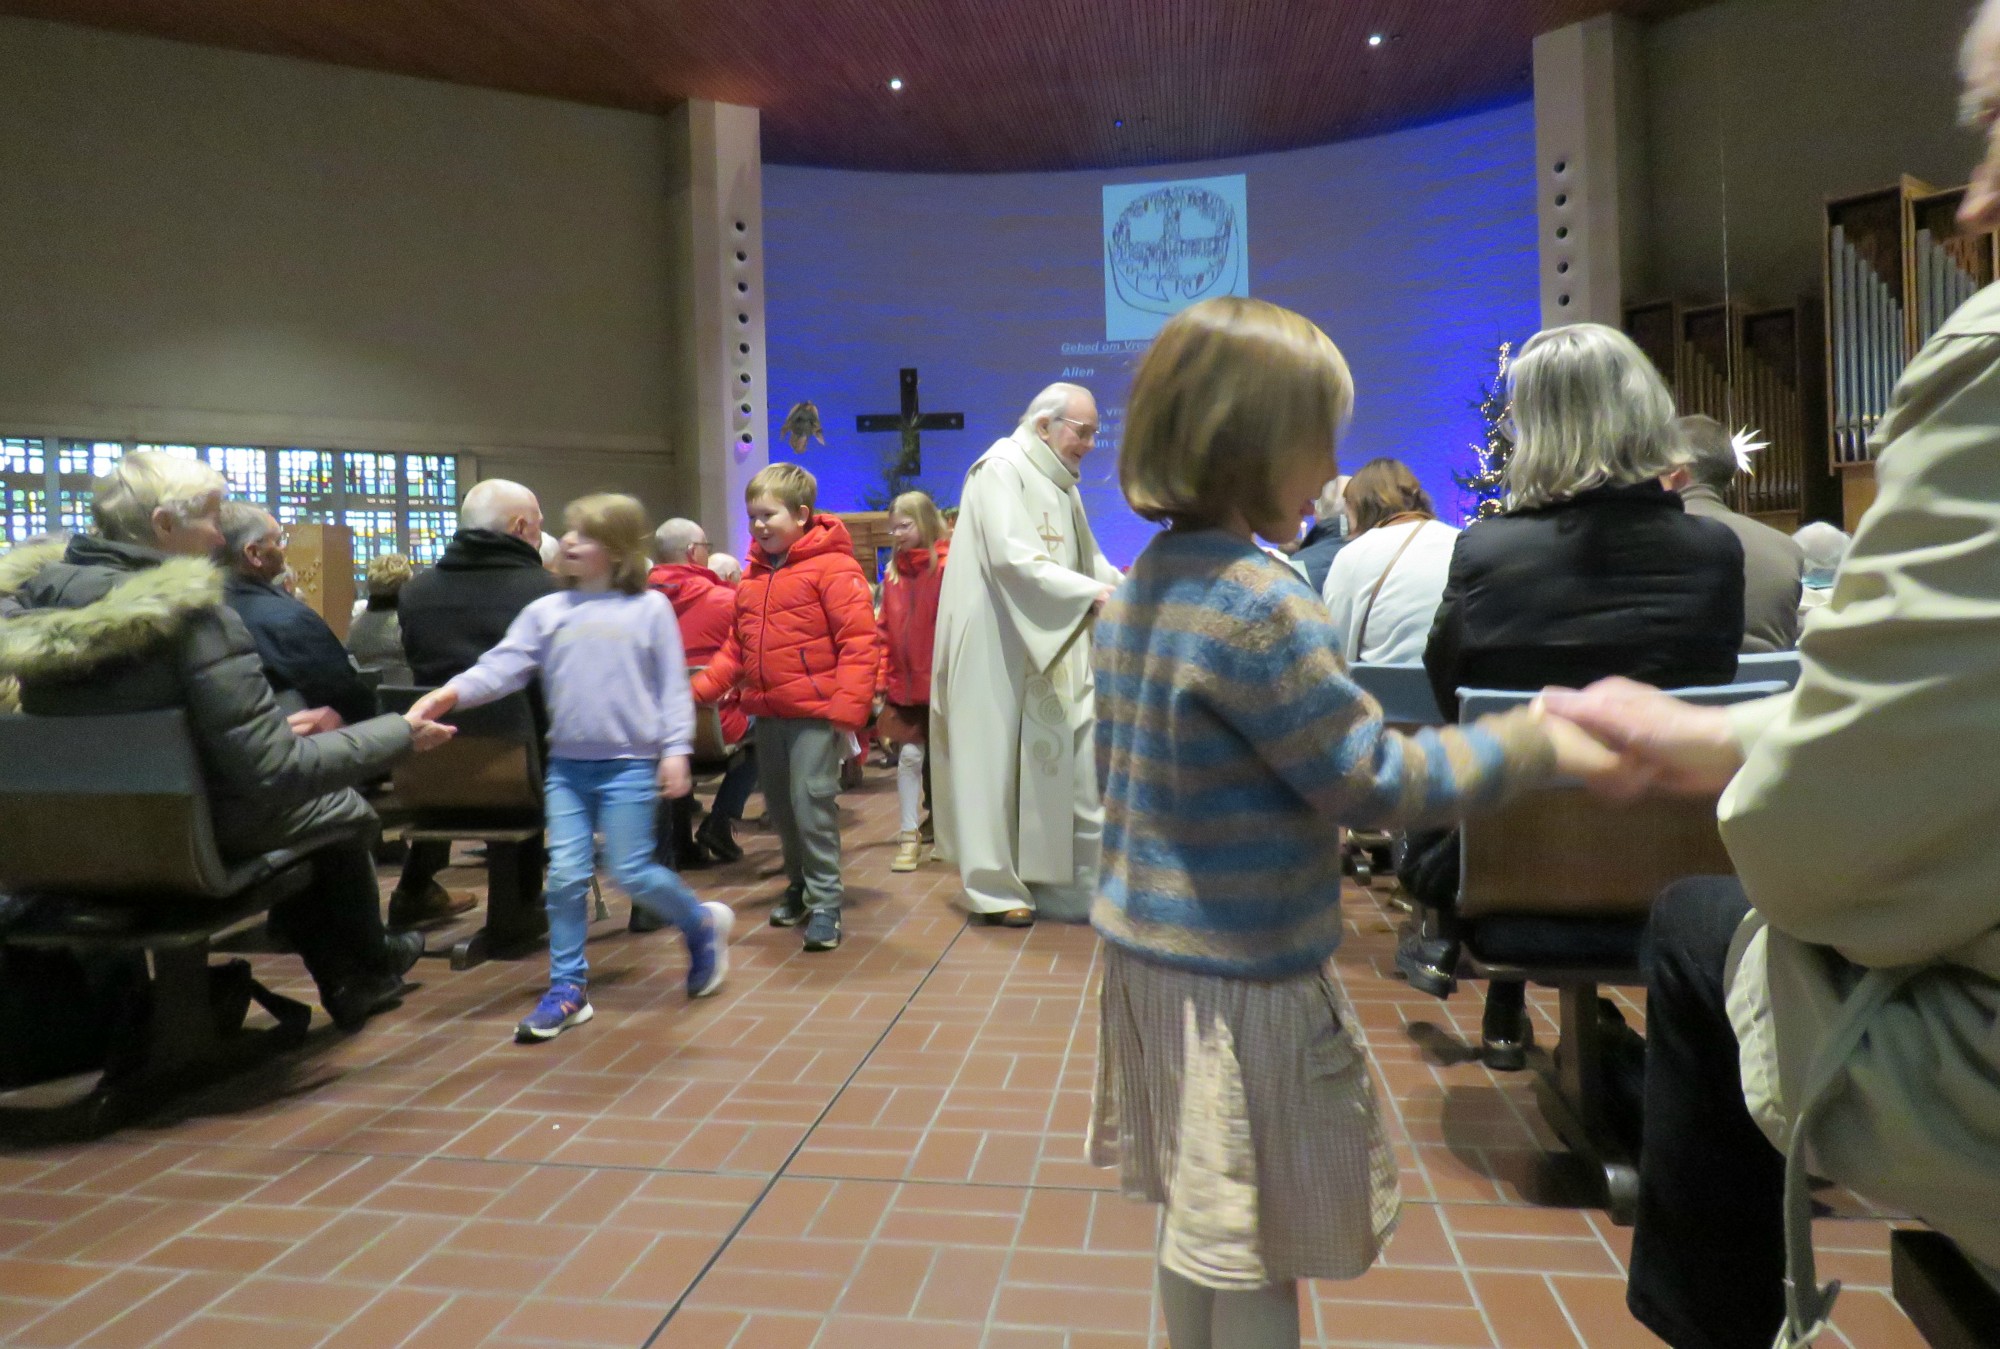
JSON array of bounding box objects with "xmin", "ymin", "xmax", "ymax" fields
[{"xmin": 544, "ymin": 757, "xmax": 704, "ymax": 987}]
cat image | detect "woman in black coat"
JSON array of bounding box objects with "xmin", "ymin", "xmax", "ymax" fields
[{"xmin": 1401, "ymin": 324, "xmax": 1745, "ymax": 1067}]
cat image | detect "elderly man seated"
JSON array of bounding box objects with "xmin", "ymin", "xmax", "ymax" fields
[
  {"xmin": 0, "ymin": 453, "xmax": 451, "ymax": 1029},
  {"xmin": 217, "ymin": 501, "xmax": 379, "ymax": 728},
  {"xmin": 1544, "ymin": 9, "xmax": 2000, "ymax": 1340}
]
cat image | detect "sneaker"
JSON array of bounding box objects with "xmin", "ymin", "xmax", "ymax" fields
[
  {"xmin": 802, "ymin": 906, "xmax": 842, "ymax": 952},
  {"xmin": 686, "ymin": 901, "xmax": 735, "ymax": 998},
  {"xmin": 769, "ymin": 887, "xmax": 810, "ymax": 928},
  {"xmin": 387, "ymin": 882, "xmax": 475, "ymax": 930},
  {"xmin": 515, "ymin": 983, "xmax": 593, "ymax": 1043},
  {"xmin": 891, "ymin": 831, "xmax": 923, "ymax": 873}
]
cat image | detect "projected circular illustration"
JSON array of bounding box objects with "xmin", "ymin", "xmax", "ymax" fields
[{"xmin": 1106, "ymin": 185, "xmax": 1243, "ymax": 315}]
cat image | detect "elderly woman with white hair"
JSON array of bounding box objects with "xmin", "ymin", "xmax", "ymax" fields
[
  {"xmin": 0, "ymin": 452, "xmax": 452, "ymax": 1032},
  {"xmin": 1398, "ymin": 323, "xmax": 1746, "ymax": 1067}
]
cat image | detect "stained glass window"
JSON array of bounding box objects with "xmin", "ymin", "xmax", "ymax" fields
[
  {"xmin": 2, "ymin": 438, "xmax": 49, "ymax": 543},
  {"xmin": 407, "ymin": 509, "xmax": 456, "ymax": 566},
  {"xmin": 206, "ymin": 446, "xmax": 269, "ymax": 502},
  {"xmin": 7, "ymin": 438, "xmax": 461, "ymax": 582},
  {"xmin": 57, "ymin": 441, "xmax": 123, "ymax": 481},
  {"xmin": 405, "ymin": 454, "xmax": 456, "ymax": 505},
  {"xmin": 275, "ymin": 449, "xmax": 336, "ymax": 524}
]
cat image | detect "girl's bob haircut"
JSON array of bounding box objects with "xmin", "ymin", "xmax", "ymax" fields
[{"xmin": 1119, "ymin": 296, "xmax": 1354, "ymax": 538}]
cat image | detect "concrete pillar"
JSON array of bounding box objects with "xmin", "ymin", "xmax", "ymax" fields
[
  {"xmin": 1533, "ymin": 16, "xmax": 1648, "ymax": 330},
  {"xmin": 668, "ymin": 100, "xmax": 769, "ymax": 557}
]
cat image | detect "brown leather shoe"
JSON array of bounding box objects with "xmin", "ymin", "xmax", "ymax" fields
[
  {"xmin": 387, "ymin": 882, "xmax": 476, "ymax": 930},
  {"xmin": 983, "ymin": 907, "xmax": 1035, "ymax": 928}
]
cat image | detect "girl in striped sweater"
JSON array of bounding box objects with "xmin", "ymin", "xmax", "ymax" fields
[{"xmin": 1088, "ymin": 297, "xmax": 1623, "ymax": 1348}]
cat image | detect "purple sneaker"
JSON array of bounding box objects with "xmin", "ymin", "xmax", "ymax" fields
[{"xmin": 515, "ymin": 983, "xmax": 592, "ymax": 1043}]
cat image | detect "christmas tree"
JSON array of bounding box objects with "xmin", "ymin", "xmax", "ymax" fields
[{"xmin": 1454, "ymin": 341, "xmax": 1514, "ymax": 524}]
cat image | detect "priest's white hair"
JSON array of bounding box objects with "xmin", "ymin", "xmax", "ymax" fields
[
  {"xmin": 1964, "ymin": 0, "xmax": 2000, "ymax": 102},
  {"xmin": 460, "ymin": 479, "xmax": 540, "ymax": 534},
  {"xmin": 1019, "ymin": 382, "xmax": 1091, "ymax": 432},
  {"xmin": 653, "ymin": 517, "xmax": 705, "ymax": 562}
]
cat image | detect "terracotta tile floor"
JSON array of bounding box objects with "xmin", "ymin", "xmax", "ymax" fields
[{"xmin": 0, "ymin": 774, "xmax": 1924, "ymax": 1347}]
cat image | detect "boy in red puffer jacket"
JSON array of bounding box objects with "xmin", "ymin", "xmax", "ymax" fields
[
  {"xmin": 648, "ymin": 519, "xmax": 754, "ymax": 871},
  {"xmin": 692, "ymin": 464, "xmax": 880, "ymax": 951},
  {"xmin": 876, "ymin": 491, "xmax": 949, "ymax": 873}
]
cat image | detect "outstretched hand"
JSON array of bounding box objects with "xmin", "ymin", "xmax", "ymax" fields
[
  {"xmin": 1537, "ymin": 677, "xmax": 1745, "ymax": 797},
  {"xmin": 404, "ymin": 713, "xmax": 457, "ymax": 753}
]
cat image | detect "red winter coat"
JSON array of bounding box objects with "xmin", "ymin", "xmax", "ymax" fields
[
  {"xmin": 877, "ymin": 541, "xmax": 948, "ymax": 706},
  {"xmin": 649, "ymin": 561, "xmax": 747, "ymax": 744},
  {"xmin": 691, "ymin": 515, "xmax": 880, "ymax": 730}
]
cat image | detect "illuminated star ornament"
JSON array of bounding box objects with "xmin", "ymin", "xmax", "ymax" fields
[{"xmin": 1732, "ymin": 427, "xmax": 1769, "ymax": 475}]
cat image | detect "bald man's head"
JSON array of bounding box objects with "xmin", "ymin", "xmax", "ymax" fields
[{"xmin": 459, "ymin": 480, "xmax": 543, "ymax": 546}]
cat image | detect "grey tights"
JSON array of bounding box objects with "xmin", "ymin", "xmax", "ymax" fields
[{"xmin": 1158, "ymin": 1264, "xmax": 1301, "ymax": 1349}]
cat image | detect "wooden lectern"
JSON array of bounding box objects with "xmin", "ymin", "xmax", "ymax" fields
[{"xmin": 286, "ymin": 524, "xmax": 356, "ymax": 641}]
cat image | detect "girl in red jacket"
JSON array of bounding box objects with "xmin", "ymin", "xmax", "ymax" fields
[
  {"xmin": 691, "ymin": 464, "xmax": 880, "ymax": 952},
  {"xmin": 877, "ymin": 491, "xmax": 949, "ymax": 872}
]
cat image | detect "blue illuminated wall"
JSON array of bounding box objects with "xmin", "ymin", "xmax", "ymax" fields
[{"xmin": 764, "ymin": 101, "xmax": 1539, "ymax": 567}]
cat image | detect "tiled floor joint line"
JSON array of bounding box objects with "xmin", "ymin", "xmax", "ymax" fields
[{"xmin": 638, "ymin": 913, "xmax": 974, "ymax": 1348}]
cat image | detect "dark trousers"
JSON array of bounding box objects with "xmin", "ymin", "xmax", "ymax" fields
[
  {"xmin": 396, "ymin": 839, "xmax": 451, "ymax": 898},
  {"xmin": 270, "ymin": 838, "xmax": 397, "ymax": 995},
  {"xmin": 711, "ymin": 748, "xmax": 759, "ymax": 821},
  {"xmin": 1627, "ymin": 875, "xmax": 1785, "ymax": 1349}
]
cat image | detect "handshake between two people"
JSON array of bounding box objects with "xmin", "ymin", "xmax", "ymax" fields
[
  {"xmin": 398, "ymin": 688, "xmax": 693, "ymax": 799},
  {"xmin": 1531, "ymin": 676, "xmax": 1748, "ymax": 800}
]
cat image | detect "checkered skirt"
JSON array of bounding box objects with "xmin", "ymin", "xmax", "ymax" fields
[{"xmin": 1088, "ymin": 945, "xmax": 1400, "ymax": 1289}]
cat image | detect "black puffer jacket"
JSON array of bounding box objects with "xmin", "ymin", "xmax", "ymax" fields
[
  {"xmin": 0, "ymin": 536, "xmax": 412, "ymax": 859},
  {"xmin": 1423, "ymin": 480, "xmax": 1745, "ymax": 718},
  {"xmin": 398, "ymin": 529, "xmax": 559, "ymax": 686}
]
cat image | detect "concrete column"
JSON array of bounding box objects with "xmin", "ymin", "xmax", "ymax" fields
[
  {"xmin": 668, "ymin": 100, "xmax": 769, "ymax": 557},
  {"xmin": 1533, "ymin": 16, "xmax": 1648, "ymax": 330}
]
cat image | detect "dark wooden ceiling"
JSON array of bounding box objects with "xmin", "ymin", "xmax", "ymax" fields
[{"xmin": 1, "ymin": 0, "xmax": 1708, "ymax": 172}]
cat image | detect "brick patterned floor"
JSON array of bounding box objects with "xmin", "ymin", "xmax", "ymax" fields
[{"xmin": 0, "ymin": 773, "xmax": 1923, "ymax": 1347}]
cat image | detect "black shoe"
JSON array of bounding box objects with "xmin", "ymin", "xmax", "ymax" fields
[
  {"xmin": 675, "ymin": 839, "xmax": 715, "ymax": 872},
  {"xmin": 325, "ymin": 932, "xmax": 424, "ymax": 1030},
  {"xmin": 629, "ymin": 904, "xmax": 667, "ymax": 934},
  {"xmin": 1479, "ymin": 980, "xmax": 1532, "ymax": 1072},
  {"xmin": 696, "ymin": 814, "xmax": 743, "ymax": 864},
  {"xmin": 803, "ymin": 906, "xmax": 842, "ymax": 951},
  {"xmin": 770, "ymin": 889, "xmax": 810, "ymax": 928},
  {"xmin": 1394, "ymin": 924, "xmax": 1459, "ymax": 999},
  {"xmin": 387, "ymin": 929, "xmax": 425, "ymax": 977}
]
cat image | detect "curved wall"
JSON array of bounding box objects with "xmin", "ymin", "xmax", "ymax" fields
[{"xmin": 764, "ymin": 101, "xmax": 1540, "ymax": 566}]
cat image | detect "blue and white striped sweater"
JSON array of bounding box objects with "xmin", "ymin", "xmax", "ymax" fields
[{"xmin": 1090, "ymin": 528, "xmax": 1552, "ymax": 979}]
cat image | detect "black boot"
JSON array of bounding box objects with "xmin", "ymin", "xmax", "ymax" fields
[
  {"xmin": 1480, "ymin": 979, "xmax": 1532, "ymax": 1071},
  {"xmin": 696, "ymin": 811, "xmax": 743, "ymax": 863}
]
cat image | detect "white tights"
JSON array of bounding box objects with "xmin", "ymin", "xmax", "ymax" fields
[
  {"xmin": 1157, "ymin": 1264, "xmax": 1301, "ymax": 1349},
  {"xmin": 897, "ymin": 741, "xmax": 925, "ymax": 835}
]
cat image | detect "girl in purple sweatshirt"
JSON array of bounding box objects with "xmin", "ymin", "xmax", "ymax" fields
[{"xmin": 411, "ymin": 494, "xmax": 733, "ymax": 1042}]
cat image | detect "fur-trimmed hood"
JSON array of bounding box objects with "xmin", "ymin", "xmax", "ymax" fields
[{"xmin": 0, "ymin": 537, "xmax": 225, "ymax": 688}]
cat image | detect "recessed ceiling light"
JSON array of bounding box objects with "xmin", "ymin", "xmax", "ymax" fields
[
  {"xmin": 888, "ymin": 77, "xmax": 904, "ymax": 92},
  {"xmin": 1367, "ymin": 33, "xmax": 1384, "ymax": 47}
]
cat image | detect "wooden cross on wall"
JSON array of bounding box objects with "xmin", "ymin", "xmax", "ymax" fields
[{"xmin": 855, "ymin": 367, "xmax": 963, "ymax": 474}]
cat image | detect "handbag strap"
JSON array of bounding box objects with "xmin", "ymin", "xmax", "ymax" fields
[{"xmin": 1354, "ymin": 518, "xmax": 1429, "ymax": 657}]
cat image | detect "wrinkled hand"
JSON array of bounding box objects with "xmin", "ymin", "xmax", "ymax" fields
[
  {"xmin": 286, "ymin": 706, "xmax": 344, "ymax": 737},
  {"xmin": 1533, "ymin": 707, "xmax": 1657, "ymax": 801},
  {"xmin": 404, "ymin": 713, "xmax": 457, "ymax": 752},
  {"xmin": 1537, "ymin": 677, "xmax": 1745, "ymax": 796},
  {"xmin": 1091, "ymin": 584, "xmax": 1115, "ymax": 614},
  {"xmin": 659, "ymin": 755, "xmax": 692, "ymax": 800}
]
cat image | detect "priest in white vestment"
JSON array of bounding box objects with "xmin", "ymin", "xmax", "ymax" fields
[{"xmin": 931, "ymin": 383, "xmax": 1123, "ymax": 924}]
